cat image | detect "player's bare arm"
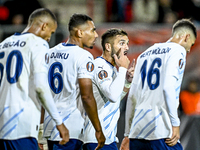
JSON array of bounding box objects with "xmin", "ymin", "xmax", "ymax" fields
[{"xmin": 78, "ymin": 78, "xmax": 105, "ymax": 149}]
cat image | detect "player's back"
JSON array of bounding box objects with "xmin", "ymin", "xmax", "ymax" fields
[
  {"xmin": 48, "ymin": 43, "xmax": 94, "ymax": 111},
  {"xmin": 0, "ymin": 32, "xmax": 49, "ymax": 139},
  {"xmin": 43, "ymin": 43, "xmax": 94, "ymax": 140},
  {"xmin": 130, "ymin": 42, "xmax": 186, "ymax": 139},
  {"xmin": 133, "ymin": 42, "xmax": 185, "ymax": 107}
]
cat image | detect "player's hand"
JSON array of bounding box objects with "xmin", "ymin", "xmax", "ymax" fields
[
  {"xmin": 113, "ymin": 48, "xmax": 130, "ymax": 69},
  {"xmin": 38, "ymin": 143, "xmax": 44, "ymax": 150},
  {"xmin": 56, "ymin": 123, "xmax": 69, "ymax": 145},
  {"xmin": 165, "ymin": 126, "xmax": 180, "ymax": 146},
  {"xmin": 120, "ymin": 136, "xmax": 129, "ymax": 150},
  {"xmin": 126, "ymin": 59, "xmax": 135, "ymax": 83},
  {"xmin": 37, "ymin": 123, "xmax": 46, "ymax": 150},
  {"xmin": 95, "ymin": 130, "xmax": 105, "ymax": 150}
]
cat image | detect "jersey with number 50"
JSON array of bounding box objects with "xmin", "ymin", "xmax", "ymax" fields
[
  {"xmin": 128, "ymin": 42, "xmax": 186, "ymax": 140},
  {"xmin": 0, "ymin": 32, "xmax": 49, "ymax": 140}
]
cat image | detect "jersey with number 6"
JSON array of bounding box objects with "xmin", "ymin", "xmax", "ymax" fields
[
  {"xmin": 43, "ymin": 43, "xmax": 95, "ymax": 141},
  {"xmin": 128, "ymin": 42, "xmax": 186, "ymax": 140},
  {"xmin": 0, "ymin": 33, "xmax": 49, "ymax": 140}
]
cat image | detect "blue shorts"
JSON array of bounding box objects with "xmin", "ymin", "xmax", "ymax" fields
[
  {"xmin": 47, "ymin": 139, "xmax": 83, "ymax": 150},
  {"xmin": 0, "ymin": 137, "xmax": 38, "ymax": 150},
  {"xmin": 129, "ymin": 139, "xmax": 183, "ymax": 150},
  {"xmin": 82, "ymin": 142, "xmax": 118, "ymax": 150}
]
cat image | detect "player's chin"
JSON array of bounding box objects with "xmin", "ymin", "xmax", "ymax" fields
[
  {"xmin": 124, "ymin": 51, "xmax": 128, "ymax": 55},
  {"xmin": 89, "ymin": 46, "xmax": 93, "ymax": 49},
  {"xmin": 84, "ymin": 44, "xmax": 93, "ymax": 49}
]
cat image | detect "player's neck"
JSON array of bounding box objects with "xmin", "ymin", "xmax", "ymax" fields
[
  {"xmin": 67, "ymin": 38, "xmax": 83, "ymax": 48},
  {"xmin": 102, "ymin": 54, "xmax": 115, "ymax": 66}
]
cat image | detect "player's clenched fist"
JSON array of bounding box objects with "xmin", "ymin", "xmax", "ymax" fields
[{"xmin": 56, "ymin": 123, "xmax": 69, "ymax": 145}]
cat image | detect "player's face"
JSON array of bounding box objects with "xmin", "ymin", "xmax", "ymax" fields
[
  {"xmin": 111, "ymin": 35, "xmax": 129, "ymax": 58},
  {"xmin": 82, "ymin": 21, "xmax": 98, "ymax": 49},
  {"xmin": 41, "ymin": 21, "xmax": 57, "ymax": 42}
]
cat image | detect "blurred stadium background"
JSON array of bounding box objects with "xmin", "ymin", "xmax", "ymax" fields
[{"xmin": 1, "ymin": 0, "xmax": 200, "ymax": 149}]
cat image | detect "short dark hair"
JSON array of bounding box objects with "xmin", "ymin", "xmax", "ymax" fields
[
  {"xmin": 68, "ymin": 13, "xmax": 93, "ymax": 32},
  {"xmin": 28, "ymin": 8, "xmax": 57, "ymax": 25},
  {"xmin": 172, "ymin": 18, "xmax": 197, "ymax": 38},
  {"xmin": 101, "ymin": 28, "xmax": 128, "ymax": 51}
]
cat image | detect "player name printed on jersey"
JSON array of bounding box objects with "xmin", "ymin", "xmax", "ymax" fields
[
  {"xmin": 0, "ymin": 40, "xmax": 26, "ymax": 49},
  {"xmin": 50, "ymin": 52, "xmax": 69, "ymax": 59},
  {"xmin": 140, "ymin": 47, "xmax": 171, "ymax": 58}
]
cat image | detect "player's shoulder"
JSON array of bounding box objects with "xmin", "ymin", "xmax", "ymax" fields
[
  {"xmin": 0, "ymin": 32, "xmax": 49, "ymax": 52},
  {"xmin": 94, "ymin": 57, "xmax": 109, "ymax": 65},
  {"xmin": 49, "ymin": 43, "xmax": 63, "ymax": 52},
  {"xmin": 79, "ymin": 47, "xmax": 93, "ymax": 57},
  {"xmin": 19, "ymin": 32, "xmax": 46, "ymax": 42},
  {"xmin": 19, "ymin": 32, "xmax": 49, "ymax": 48},
  {"xmin": 50, "ymin": 43, "xmax": 93, "ymax": 56},
  {"xmin": 162, "ymin": 42, "xmax": 185, "ymax": 53},
  {"xmin": 94, "ymin": 56, "xmax": 113, "ymax": 71},
  {"xmin": 152, "ymin": 42, "xmax": 186, "ymax": 56}
]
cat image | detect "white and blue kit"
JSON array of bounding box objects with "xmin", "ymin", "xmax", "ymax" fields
[
  {"xmin": 0, "ymin": 33, "xmax": 62, "ymax": 141},
  {"xmin": 43, "ymin": 43, "xmax": 95, "ymax": 141},
  {"xmin": 127, "ymin": 42, "xmax": 186, "ymax": 140},
  {"xmin": 82, "ymin": 56, "xmax": 127, "ymax": 145}
]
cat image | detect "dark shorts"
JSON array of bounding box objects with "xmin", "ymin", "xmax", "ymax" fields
[
  {"xmin": 129, "ymin": 138, "xmax": 183, "ymax": 150},
  {"xmin": 0, "ymin": 137, "xmax": 38, "ymax": 150},
  {"xmin": 82, "ymin": 142, "xmax": 118, "ymax": 150},
  {"xmin": 47, "ymin": 139, "xmax": 83, "ymax": 150}
]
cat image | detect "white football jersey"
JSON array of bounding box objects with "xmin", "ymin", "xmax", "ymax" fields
[
  {"xmin": 0, "ymin": 33, "xmax": 49, "ymax": 140},
  {"xmin": 128, "ymin": 42, "xmax": 186, "ymax": 140},
  {"xmin": 43, "ymin": 43, "xmax": 95, "ymax": 141},
  {"xmin": 82, "ymin": 57, "xmax": 126, "ymax": 144}
]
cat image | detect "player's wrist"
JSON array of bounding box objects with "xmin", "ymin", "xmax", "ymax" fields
[
  {"xmin": 124, "ymin": 79, "xmax": 131, "ymax": 88},
  {"xmin": 95, "ymin": 129, "xmax": 103, "ymax": 133},
  {"xmin": 119, "ymin": 67, "xmax": 128, "ymax": 73},
  {"xmin": 124, "ymin": 133, "xmax": 129, "ymax": 137}
]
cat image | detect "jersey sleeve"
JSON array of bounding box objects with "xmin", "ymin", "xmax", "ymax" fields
[
  {"xmin": 31, "ymin": 39, "xmax": 62, "ymax": 125},
  {"xmin": 93, "ymin": 63, "xmax": 127, "ymax": 103},
  {"xmin": 31, "ymin": 40, "xmax": 49, "ymax": 74},
  {"xmin": 77, "ymin": 52, "xmax": 95, "ymax": 79},
  {"xmin": 165, "ymin": 47, "xmax": 186, "ymax": 79},
  {"xmin": 163, "ymin": 47, "xmax": 186, "ymax": 126}
]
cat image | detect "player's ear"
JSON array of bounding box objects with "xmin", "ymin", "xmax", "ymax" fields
[
  {"xmin": 105, "ymin": 43, "xmax": 111, "ymax": 52},
  {"xmin": 41, "ymin": 23, "xmax": 48, "ymax": 31},
  {"xmin": 185, "ymin": 34, "xmax": 190, "ymax": 42},
  {"xmin": 76, "ymin": 29, "xmax": 83, "ymax": 38}
]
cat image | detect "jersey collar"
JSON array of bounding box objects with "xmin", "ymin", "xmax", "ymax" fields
[
  {"xmin": 14, "ymin": 32, "xmax": 30, "ymax": 36},
  {"xmin": 97, "ymin": 56, "xmax": 114, "ymax": 68},
  {"xmin": 62, "ymin": 43, "xmax": 77, "ymax": 46}
]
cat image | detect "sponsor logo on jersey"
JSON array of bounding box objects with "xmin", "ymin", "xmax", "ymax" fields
[
  {"xmin": 86, "ymin": 62, "xmax": 94, "ymax": 72},
  {"xmin": 45, "ymin": 53, "xmax": 49, "ymax": 64},
  {"xmin": 98, "ymin": 66, "xmax": 103, "ymax": 69},
  {"xmin": 88, "ymin": 56, "xmax": 93, "ymax": 60},
  {"xmin": 98, "ymin": 70, "xmax": 108, "ymax": 80},
  {"xmin": 179, "ymin": 59, "xmax": 184, "ymax": 69}
]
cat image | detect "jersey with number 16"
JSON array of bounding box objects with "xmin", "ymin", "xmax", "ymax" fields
[{"xmin": 129, "ymin": 42, "xmax": 186, "ymax": 140}]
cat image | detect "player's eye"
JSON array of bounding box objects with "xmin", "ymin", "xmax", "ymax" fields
[{"xmin": 120, "ymin": 42, "xmax": 124, "ymax": 45}]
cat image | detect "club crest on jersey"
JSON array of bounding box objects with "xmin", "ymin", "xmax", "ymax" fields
[
  {"xmin": 98, "ymin": 70, "xmax": 108, "ymax": 80},
  {"xmin": 45, "ymin": 53, "xmax": 49, "ymax": 64},
  {"xmin": 179, "ymin": 59, "xmax": 184, "ymax": 69},
  {"xmin": 86, "ymin": 62, "xmax": 94, "ymax": 72}
]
